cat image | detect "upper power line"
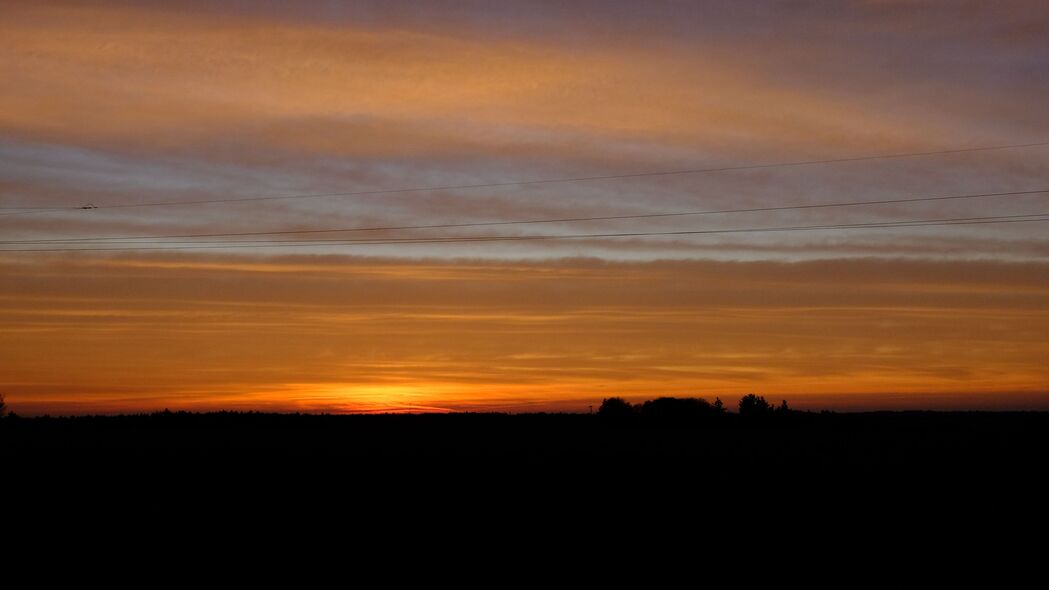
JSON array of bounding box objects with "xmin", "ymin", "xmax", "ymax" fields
[
  {"xmin": 2, "ymin": 140, "xmax": 1047, "ymax": 217},
  {"xmin": 3, "ymin": 188, "xmax": 1046, "ymax": 245},
  {"xmin": 4, "ymin": 212, "xmax": 1047, "ymax": 252}
]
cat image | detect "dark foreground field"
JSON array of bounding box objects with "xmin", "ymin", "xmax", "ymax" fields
[
  {"xmin": 4, "ymin": 410, "xmax": 1048, "ymax": 472},
  {"xmin": 5, "ymin": 411, "xmax": 1048, "ymax": 527}
]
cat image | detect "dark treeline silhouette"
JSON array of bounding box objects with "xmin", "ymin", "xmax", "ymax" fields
[
  {"xmin": 737, "ymin": 393, "xmax": 791, "ymax": 416},
  {"xmin": 597, "ymin": 393, "xmax": 791, "ymax": 423},
  {"xmin": 3, "ymin": 404, "xmax": 1049, "ymax": 517},
  {"xmin": 1, "ymin": 396, "xmax": 1047, "ymax": 479},
  {"xmin": 4, "ymin": 396, "xmax": 1046, "ymax": 536}
]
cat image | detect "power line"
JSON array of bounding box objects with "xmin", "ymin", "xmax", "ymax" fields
[
  {"xmin": 35, "ymin": 213, "xmax": 1049, "ymax": 246},
  {"xmin": 4, "ymin": 188, "xmax": 1046, "ymax": 244},
  {"xmin": 4, "ymin": 212, "xmax": 1046, "ymax": 252},
  {"xmin": 2, "ymin": 140, "xmax": 1047, "ymax": 217},
  {"xmin": 56, "ymin": 212, "xmax": 1049, "ymax": 244}
]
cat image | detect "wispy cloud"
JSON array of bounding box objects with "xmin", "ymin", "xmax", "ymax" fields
[
  {"xmin": 3, "ymin": 1, "xmax": 1047, "ymax": 263},
  {"xmin": 3, "ymin": 254, "xmax": 1047, "ymax": 413}
]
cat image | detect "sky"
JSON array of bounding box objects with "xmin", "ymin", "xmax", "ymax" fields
[{"xmin": 1, "ymin": 0, "xmax": 1048, "ymax": 414}]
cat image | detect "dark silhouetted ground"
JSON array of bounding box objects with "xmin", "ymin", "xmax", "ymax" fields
[
  {"xmin": 4, "ymin": 410, "xmax": 1048, "ymax": 473},
  {"xmin": 4, "ymin": 410, "xmax": 1047, "ymax": 534}
]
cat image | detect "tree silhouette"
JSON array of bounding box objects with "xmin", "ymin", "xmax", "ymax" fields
[
  {"xmin": 641, "ymin": 397, "xmax": 714, "ymax": 422},
  {"xmin": 713, "ymin": 397, "xmax": 725, "ymax": 413},
  {"xmin": 0, "ymin": 392, "xmax": 5, "ymax": 417},
  {"xmin": 598, "ymin": 397, "xmax": 635, "ymax": 419},
  {"xmin": 738, "ymin": 393, "xmax": 773, "ymax": 417}
]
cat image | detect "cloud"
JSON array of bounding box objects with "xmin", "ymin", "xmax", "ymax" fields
[
  {"xmin": 5, "ymin": 2, "xmax": 1044, "ymax": 157},
  {"xmin": 2, "ymin": 1, "xmax": 1048, "ymax": 262},
  {"xmin": 2, "ymin": 253, "xmax": 1047, "ymax": 413}
]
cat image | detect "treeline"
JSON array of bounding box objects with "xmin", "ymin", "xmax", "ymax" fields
[{"xmin": 598, "ymin": 393, "xmax": 793, "ymax": 422}]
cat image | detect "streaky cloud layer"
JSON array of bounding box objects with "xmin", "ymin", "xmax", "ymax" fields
[
  {"xmin": 2, "ymin": 1, "xmax": 1048, "ymax": 262},
  {"xmin": 2, "ymin": 254, "xmax": 1047, "ymax": 413}
]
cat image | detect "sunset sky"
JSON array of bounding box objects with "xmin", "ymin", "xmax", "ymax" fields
[{"xmin": 2, "ymin": 0, "xmax": 1048, "ymax": 414}]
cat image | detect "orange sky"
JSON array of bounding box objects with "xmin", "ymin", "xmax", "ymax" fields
[
  {"xmin": 3, "ymin": 254, "xmax": 1047, "ymax": 414},
  {"xmin": 1, "ymin": 1, "xmax": 1048, "ymax": 413}
]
